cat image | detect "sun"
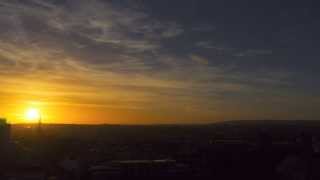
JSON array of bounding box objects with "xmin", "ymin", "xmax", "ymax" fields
[{"xmin": 25, "ymin": 108, "xmax": 41, "ymax": 122}]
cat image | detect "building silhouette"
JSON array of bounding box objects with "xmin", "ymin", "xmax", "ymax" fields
[
  {"xmin": 0, "ymin": 118, "xmax": 11, "ymax": 176},
  {"xmin": 0, "ymin": 118, "xmax": 10, "ymax": 150}
]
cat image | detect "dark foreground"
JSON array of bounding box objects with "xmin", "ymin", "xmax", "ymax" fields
[{"xmin": 1, "ymin": 120, "xmax": 320, "ymax": 180}]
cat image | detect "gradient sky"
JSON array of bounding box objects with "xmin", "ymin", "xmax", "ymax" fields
[{"xmin": 0, "ymin": 0, "xmax": 320, "ymax": 124}]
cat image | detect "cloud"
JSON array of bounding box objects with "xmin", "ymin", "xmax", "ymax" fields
[
  {"xmin": 160, "ymin": 23, "xmax": 184, "ymax": 38},
  {"xmin": 195, "ymin": 41, "xmax": 232, "ymax": 51},
  {"xmin": 189, "ymin": 54, "xmax": 209, "ymax": 65},
  {"xmin": 234, "ymin": 49, "xmax": 273, "ymax": 57},
  {"xmin": 0, "ymin": 35, "xmax": 290, "ymax": 114},
  {"xmin": 195, "ymin": 41, "xmax": 273, "ymax": 58},
  {"xmin": 0, "ymin": 0, "xmax": 184, "ymax": 54},
  {"xmin": 0, "ymin": 0, "xmax": 304, "ymax": 123}
]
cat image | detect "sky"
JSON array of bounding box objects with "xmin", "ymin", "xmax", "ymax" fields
[{"xmin": 0, "ymin": 0, "xmax": 320, "ymax": 124}]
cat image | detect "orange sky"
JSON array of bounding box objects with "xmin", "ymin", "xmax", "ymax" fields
[
  {"xmin": 0, "ymin": 72, "xmax": 222, "ymax": 124},
  {"xmin": 0, "ymin": 53, "xmax": 318, "ymax": 124},
  {"xmin": 0, "ymin": 70, "xmax": 318, "ymax": 124}
]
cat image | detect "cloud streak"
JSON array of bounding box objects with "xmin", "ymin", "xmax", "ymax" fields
[{"xmin": 0, "ymin": 0, "xmax": 314, "ymax": 123}]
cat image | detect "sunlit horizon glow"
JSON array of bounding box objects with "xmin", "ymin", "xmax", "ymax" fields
[
  {"xmin": 0, "ymin": 1, "xmax": 320, "ymax": 124},
  {"xmin": 25, "ymin": 108, "xmax": 41, "ymax": 123}
]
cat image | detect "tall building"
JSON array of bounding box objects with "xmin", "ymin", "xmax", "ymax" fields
[
  {"xmin": 0, "ymin": 118, "xmax": 11, "ymax": 173},
  {"xmin": 0, "ymin": 118, "xmax": 10, "ymax": 149}
]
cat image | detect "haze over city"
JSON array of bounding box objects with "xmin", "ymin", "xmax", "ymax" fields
[{"xmin": 0, "ymin": 0, "xmax": 319, "ymax": 124}]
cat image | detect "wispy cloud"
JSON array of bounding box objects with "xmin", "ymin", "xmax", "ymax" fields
[
  {"xmin": 0, "ymin": 0, "xmax": 306, "ymax": 123},
  {"xmin": 195, "ymin": 41, "xmax": 234, "ymax": 52},
  {"xmin": 195, "ymin": 41, "xmax": 273, "ymax": 57},
  {"xmin": 189, "ymin": 54, "xmax": 209, "ymax": 65},
  {"xmin": 234, "ymin": 49, "xmax": 273, "ymax": 57},
  {"xmin": 0, "ymin": 0, "xmax": 184, "ymax": 53}
]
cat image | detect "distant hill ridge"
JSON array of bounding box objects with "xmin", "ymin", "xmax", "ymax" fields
[{"xmin": 219, "ymin": 120, "xmax": 320, "ymax": 126}]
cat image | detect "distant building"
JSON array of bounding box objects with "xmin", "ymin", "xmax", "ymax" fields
[
  {"xmin": 0, "ymin": 118, "xmax": 10, "ymax": 149},
  {"xmin": 0, "ymin": 118, "xmax": 11, "ymax": 174}
]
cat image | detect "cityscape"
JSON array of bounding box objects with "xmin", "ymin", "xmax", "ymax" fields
[
  {"xmin": 0, "ymin": 0, "xmax": 320, "ymax": 179},
  {"xmin": 1, "ymin": 118, "xmax": 320, "ymax": 179}
]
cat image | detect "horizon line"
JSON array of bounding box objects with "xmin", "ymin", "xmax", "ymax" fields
[{"xmin": 10, "ymin": 119, "xmax": 320, "ymax": 126}]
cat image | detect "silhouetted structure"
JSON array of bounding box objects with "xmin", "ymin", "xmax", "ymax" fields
[
  {"xmin": 0, "ymin": 118, "xmax": 10, "ymax": 150},
  {"xmin": 0, "ymin": 118, "xmax": 11, "ymax": 177}
]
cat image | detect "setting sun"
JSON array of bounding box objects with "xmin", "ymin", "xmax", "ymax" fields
[{"xmin": 25, "ymin": 108, "xmax": 41, "ymax": 123}]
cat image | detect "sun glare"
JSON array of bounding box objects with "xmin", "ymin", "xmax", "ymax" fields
[{"xmin": 25, "ymin": 108, "xmax": 41, "ymax": 122}]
